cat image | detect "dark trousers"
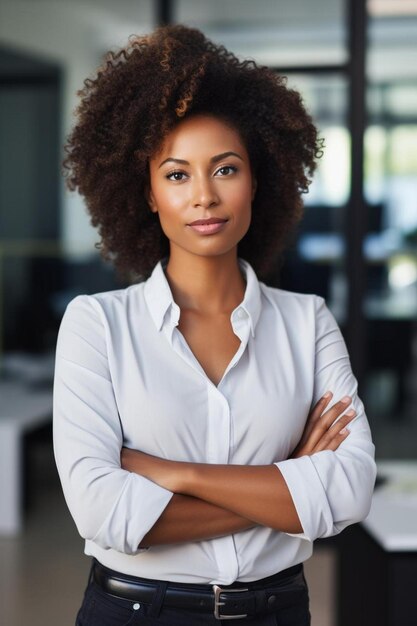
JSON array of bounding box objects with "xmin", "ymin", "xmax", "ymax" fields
[{"xmin": 75, "ymin": 560, "xmax": 311, "ymax": 626}]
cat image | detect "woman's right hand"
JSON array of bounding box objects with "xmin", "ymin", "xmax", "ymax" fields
[{"xmin": 290, "ymin": 392, "xmax": 356, "ymax": 459}]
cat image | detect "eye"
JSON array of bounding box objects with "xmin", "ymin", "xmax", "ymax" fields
[
  {"xmin": 216, "ymin": 165, "xmax": 238, "ymax": 176},
  {"xmin": 166, "ymin": 170, "xmax": 187, "ymax": 181}
]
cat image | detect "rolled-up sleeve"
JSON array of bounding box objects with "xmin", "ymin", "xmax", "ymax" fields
[
  {"xmin": 275, "ymin": 295, "xmax": 377, "ymax": 542},
  {"xmin": 52, "ymin": 295, "xmax": 174, "ymax": 554}
]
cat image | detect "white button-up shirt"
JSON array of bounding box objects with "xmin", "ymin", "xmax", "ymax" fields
[{"xmin": 53, "ymin": 256, "xmax": 376, "ymax": 584}]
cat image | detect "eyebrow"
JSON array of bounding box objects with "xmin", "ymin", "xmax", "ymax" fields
[{"xmin": 158, "ymin": 151, "xmax": 244, "ymax": 169}]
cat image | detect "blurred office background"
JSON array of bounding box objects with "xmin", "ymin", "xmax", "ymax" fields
[{"xmin": 0, "ymin": 1, "xmax": 416, "ymax": 625}]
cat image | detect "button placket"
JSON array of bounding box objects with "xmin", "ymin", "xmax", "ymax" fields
[
  {"xmin": 206, "ymin": 385, "xmax": 240, "ymax": 582},
  {"xmin": 206, "ymin": 389, "xmax": 230, "ymax": 464}
]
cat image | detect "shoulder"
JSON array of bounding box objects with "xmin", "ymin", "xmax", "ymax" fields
[
  {"xmin": 259, "ymin": 282, "xmax": 324, "ymax": 313},
  {"xmin": 63, "ymin": 282, "xmax": 144, "ymax": 321},
  {"xmin": 56, "ymin": 284, "xmax": 146, "ymax": 363},
  {"xmin": 258, "ymin": 283, "xmax": 337, "ymax": 337},
  {"xmin": 57, "ymin": 283, "xmax": 146, "ymax": 350}
]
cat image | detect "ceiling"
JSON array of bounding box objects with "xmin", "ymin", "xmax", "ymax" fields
[{"xmin": 1, "ymin": 0, "xmax": 416, "ymax": 79}]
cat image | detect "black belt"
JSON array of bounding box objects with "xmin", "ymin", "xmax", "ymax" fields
[{"xmin": 91, "ymin": 559, "xmax": 306, "ymax": 620}]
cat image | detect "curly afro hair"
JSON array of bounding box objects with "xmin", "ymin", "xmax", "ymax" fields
[{"xmin": 62, "ymin": 23, "xmax": 322, "ymax": 282}]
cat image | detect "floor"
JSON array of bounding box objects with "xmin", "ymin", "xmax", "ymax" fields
[{"xmin": 0, "ymin": 439, "xmax": 336, "ymax": 626}]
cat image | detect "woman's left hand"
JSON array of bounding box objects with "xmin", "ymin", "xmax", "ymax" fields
[{"xmin": 120, "ymin": 447, "xmax": 186, "ymax": 493}]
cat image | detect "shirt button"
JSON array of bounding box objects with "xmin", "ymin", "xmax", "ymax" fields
[{"xmin": 133, "ymin": 603, "xmax": 141, "ymax": 610}]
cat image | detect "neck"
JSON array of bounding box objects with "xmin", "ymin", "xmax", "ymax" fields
[{"xmin": 163, "ymin": 248, "xmax": 246, "ymax": 315}]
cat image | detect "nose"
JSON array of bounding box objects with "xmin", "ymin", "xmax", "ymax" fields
[{"xmin": 191, "ymin": 174, "xmax": 219, "ymax": 209}]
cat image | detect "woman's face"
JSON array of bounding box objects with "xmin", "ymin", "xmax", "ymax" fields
[{"xmin": 147, "ymin": 114, "xmax": 256, "ymax": 261}]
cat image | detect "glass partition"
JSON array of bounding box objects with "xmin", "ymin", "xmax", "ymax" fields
[
  {"xmin": 278, "ymin": 73, "xmax": 349, "ymax": 325},
  {"xmin": 363, "ymin": 3, "xmax": 417, "ymax": 457},
  {"xmin": 176, "ymin": 0, "xmax": 346, "ymax": 67}
]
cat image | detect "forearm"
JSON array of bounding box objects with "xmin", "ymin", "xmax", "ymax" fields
[
  {"xmin": 139, "ymin": 493, "xmax": 257, "ymax": 548},
  {"xmin": 181, "ymin": 463, "xmax": 302, "ymax": 533},
  {"xmin": 121, "ymin": 449, "xmax": 302, "ymax": 534}
]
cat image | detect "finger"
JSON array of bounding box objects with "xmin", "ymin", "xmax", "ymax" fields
[
  {"xmin": 299, "ymin": 392, "xmax": 334, "ymax": 444},
  {"xmin": 307, "ymin": 399, "xmax": 353, "ymax": 451},
  {"xmin": 313, "ymin": 410, "xmax": 356, "ymax": 452},
  {"xmin": 320, "ymin": 396, "xmax": 352, "ymax": 431},
  {"xmin": 327, "ymin": 408, "xmax": 356, "ymax": 435},
  {"xmin": 316, "ymin": 427, "xmax": 351, "ymax": 452},
  {"xmin": 309, "ymin": 392, "xmax": 333, "ymax": 422}
]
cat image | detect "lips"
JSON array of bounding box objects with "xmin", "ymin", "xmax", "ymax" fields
[
  {"xmin": 188, "ymin": 217, "xmax": 228, "ymax": 226},
  {"xmin": 187, "ymin": 220, "xmax": 228, "ymax": 235}
]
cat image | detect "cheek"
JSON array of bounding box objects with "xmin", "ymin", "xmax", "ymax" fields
[
  {"xmin": 227, "ymin": 178, "xmax": 253, "ymax": 204},
  {"xmin": 154, "ymin": 188, "xmax": 188, "ymax": 216},
  {"xmin": 228, "ymin": 185, "xmax": 253, "ymax": 223},
  {"xmin": 236, "ymin": 184, "xmax": 253, "ymax": 231}
]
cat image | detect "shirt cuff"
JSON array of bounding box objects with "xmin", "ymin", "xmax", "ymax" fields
[
  {"xmin": 274, "ymin": 455, "xmax": 334, "ymax": 542},
  {"xmin": 91, "ymin": 472, "xmax": 174, "ymax": 555}
]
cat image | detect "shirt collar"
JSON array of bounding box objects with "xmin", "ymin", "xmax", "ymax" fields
[{"xmin": 144, "ymin": 256, "xmax": 262, "ymax": 338}]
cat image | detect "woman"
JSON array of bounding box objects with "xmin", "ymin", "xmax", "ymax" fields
[{"xmin": 54, "ymin": 23, "xmax": 376, "ymax": 625}]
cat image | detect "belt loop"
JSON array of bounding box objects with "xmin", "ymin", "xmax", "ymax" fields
[
  {"xmin": 147, "ymin": 580, "xmax": 168, "ymax": 618},
  {"xmin": 88, "ymin": 558, "xmax": 96, "ymax": 586}
]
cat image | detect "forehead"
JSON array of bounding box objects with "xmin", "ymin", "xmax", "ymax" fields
[{"xmin": 154, "ymin": 114, "xmax": 247, "ymax": 160}]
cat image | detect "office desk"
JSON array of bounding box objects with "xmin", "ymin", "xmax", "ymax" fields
[
  {"xmin": 337, "ymin": 461, "xmax": 417, "ymax": 626},
  {"xmin": 0, "ymin": 380, "xmax": 52, "ymax": 534}
]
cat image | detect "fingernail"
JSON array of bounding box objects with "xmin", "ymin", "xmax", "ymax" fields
[
  {"xmin": 340, "ymin": 427, "xmax": 349, "ymax": 435},
  {"xmin": 323, "ymin": 391, "xmax": 332, "ymax": 398},
  {"xmin": 346, "ymin": 409, "xmax": 356, "ymax": 417},
  {"xmin": 341, "ymin": 396, "xmax": 351, "ymax": 404}
]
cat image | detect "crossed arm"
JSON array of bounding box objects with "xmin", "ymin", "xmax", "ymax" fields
[{"xmin": 121, "ymin": 393, "xmax": 356, "ymax": 548}]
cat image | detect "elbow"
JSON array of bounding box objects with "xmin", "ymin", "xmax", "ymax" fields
[
  {"xmin": 346, "ymin": 489, "xmax": 373, "ymax": 526},
  {"xmin": 352, "ymin": 468, "xmax": 376, "ymax": 524},
  {"xmin": 65, "ymin": 481, "xmax": 142, "ymax": 555},
  {"xmin": 353, "ymin": 456, "xmax": 377, "ymax": 523},
  {"xmin": 62, "ymin": 464, "xmax": 144, "ymax": 553},
  {"xmin": 331, "ymin": 457, "xmax": 377, "ymax": 534},
  {"xmin": 69, "ymin": 505, "xmax": 105, "ymax": 544},
  {"xmin": 73, "ymin": 514, "xmax": 101, "ymax": 545},
  {"xmin": 60, "ymin": 464, "xmax": 172, "ymax": 555},
  {"xmin": 329, "ymin": 491, "xmax": 373, "ymax": 538},
  {"xmin": 75, "ymin": 515, "xmax": 144, "ymax": 555}
]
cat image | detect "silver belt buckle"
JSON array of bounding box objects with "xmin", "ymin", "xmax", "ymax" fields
[{"xmin": 212, "ymin": 584, "xmax": 249, "ymax": 620}]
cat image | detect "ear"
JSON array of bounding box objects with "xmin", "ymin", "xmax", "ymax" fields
[{"xmin": 145, "ymin": 184, "xmax": 158, "ymax": 213}]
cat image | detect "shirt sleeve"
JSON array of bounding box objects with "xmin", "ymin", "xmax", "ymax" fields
[
  {"xmin": 274, "ymin": 295, "xmax": 377, "ymax": 542},
  {"xmin": 52, "ymin": 294, "xmax": 174, "ymax": 555}
]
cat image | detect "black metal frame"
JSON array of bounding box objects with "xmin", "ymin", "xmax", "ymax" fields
[
  {"xmin": 345, "ymin": 0, "xmax": 367, "ymax": 383},
  {"xmin": 155, "ymin": 0, "xmax": 174, "ymax": 26}
]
